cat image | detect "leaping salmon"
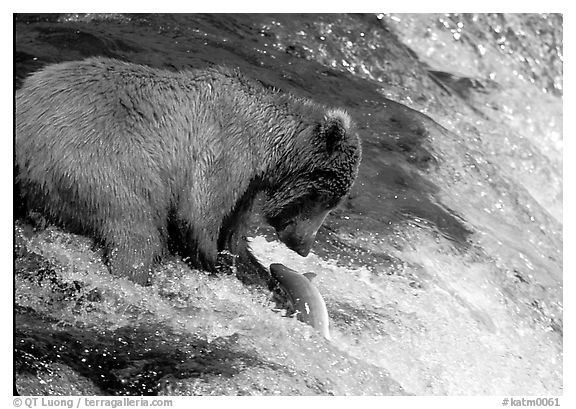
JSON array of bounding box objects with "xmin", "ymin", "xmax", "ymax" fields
[{"xmin": 269, "ymin": 263, "xmax": 330, "ymax": 339}]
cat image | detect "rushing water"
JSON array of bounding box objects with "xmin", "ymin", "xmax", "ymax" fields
[{"xmin": 13, "ymin": 13, "xmax": 562, "ymax": 395}]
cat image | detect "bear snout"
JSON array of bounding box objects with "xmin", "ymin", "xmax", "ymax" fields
[
  {"xmin": 278, "ymin": 226, "xmax": 314, "ymax": 257},
  {"xmin": 276, "ymin": 209, "xmax": 331, "ymax": 257}
]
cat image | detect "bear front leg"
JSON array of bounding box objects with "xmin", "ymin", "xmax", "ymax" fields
[
  {"xmin": 219, "ymin": 227, "xmax": 271, "ymax": 287},
  {"xmin": 173, "ymin": 221, "xmax": 219, "ymax": 273},
  {"xmin": 101, "ymin": 220, "xmax": 164, "ymax": 285},
  {"xmin": 216, "ymin": 209, "xmax": 271, "ymax": 287},
  {"xmin": 235, "ymin": 248, "xmax": 272, "ymax": 288}
]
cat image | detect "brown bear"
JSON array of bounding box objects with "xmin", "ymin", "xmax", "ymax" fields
[{"xmin": 15, "ymin": 57, "xmax": 361, "ymax": 285}]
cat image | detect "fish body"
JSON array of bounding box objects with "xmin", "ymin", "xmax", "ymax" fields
[{"xmin": 269, "ymin": 263, "xmax": 330, "ymax": 339}]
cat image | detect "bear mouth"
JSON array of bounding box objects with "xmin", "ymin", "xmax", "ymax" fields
[
  {"xmin": 275, "ymin": 209, "xmax": 331, "ymax": 257},
  {"xmin": 278, "ymin": 229, "xmax": 313, "ymax": 257}
]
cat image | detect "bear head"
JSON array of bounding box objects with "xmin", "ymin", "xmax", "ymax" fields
[{"xmin": 263, "ymin": 108, "xmax": 361, "ymax": 257}]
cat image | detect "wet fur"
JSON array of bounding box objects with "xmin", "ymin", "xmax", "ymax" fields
[{"xmin": 15, "ymin": 57, "xmax": 361, "ymax": 285}]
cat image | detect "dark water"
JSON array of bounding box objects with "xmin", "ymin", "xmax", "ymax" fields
[{"xmin": 14, "ymin": 13, "xmax": 562, "ymax": 395}]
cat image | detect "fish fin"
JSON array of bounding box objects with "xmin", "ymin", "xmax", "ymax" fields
[{"xmin": 303, "ymin": 272, "xmax": 317, "ymax": 281}]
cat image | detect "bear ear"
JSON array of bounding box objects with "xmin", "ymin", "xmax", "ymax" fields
[{"xmin": 323, "ymin": 109, "xmax": 352, "ymax": 153}]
